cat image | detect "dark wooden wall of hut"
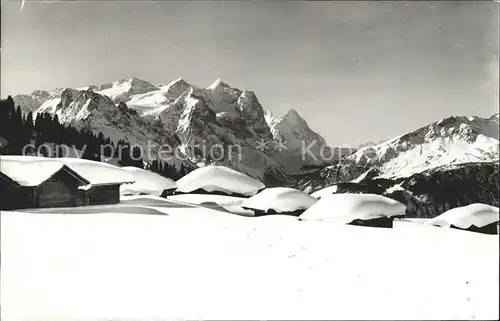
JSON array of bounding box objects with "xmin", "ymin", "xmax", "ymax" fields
[
  {"xmin": 1, "ymin": 170, "xmax": 87, "ymax": 210},
  {"xmin": 87, "ymin": 185, "xmax": 120, "ymax": 205},
  {"xmin": 35, "ymin": 171, "xmax": 85, "ymax": 208},
  {"xmin": 0, "ymin": 177, "xmax": 28, "ymax": 209}
]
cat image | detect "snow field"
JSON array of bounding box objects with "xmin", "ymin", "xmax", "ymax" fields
[{"xmin": 1, "ymin": 205, "xmax": 498, "ymax": 320}]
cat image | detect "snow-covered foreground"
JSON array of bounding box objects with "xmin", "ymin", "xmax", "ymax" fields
[{"xmin": 1, "ymin": 203, "xmax": 498, "ymax": 320}]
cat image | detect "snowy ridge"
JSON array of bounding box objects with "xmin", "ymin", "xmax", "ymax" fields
[
  {"xmin": 357, "ymin": 114, "xmax": 500, "ymax": 178},
  {"xmin": 52, "ymin": 88, "xmax": 179, "ymax": 150},
  {"xmin": 13, "ymin": 90, "xmax": 60, "ymax": 114},
  {"xmin": 96, "ymin": 77, "xmax": 159, "ymax": 104},
  {"xmin": 298, "ymin": 113, "xmax": 500, "ymax": 191}
]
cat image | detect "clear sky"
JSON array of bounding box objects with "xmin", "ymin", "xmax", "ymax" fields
[{"xmin": 1, "ymin": 0, "xmax": 498, "ymax": 147}]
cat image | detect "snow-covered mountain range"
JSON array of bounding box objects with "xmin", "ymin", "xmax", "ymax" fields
[
  {"xmin": 12, "ymin": 77, "xmax": 331, "ymax": 184},
  {"xmin": 297, "ymin": 113, "xmax": 500, "ymax": 192},
  {"xmin": 11, "ymin": 76, "xmax": 499, "ymax": 188}
]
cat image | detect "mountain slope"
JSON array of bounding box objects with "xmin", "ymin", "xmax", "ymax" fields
[
  {"xmin": 353, "ymin": 114, "xmax": 499, "ymax": 178},
  {"xmin": 297, "ymin": 114, "xmax": 499, "ymax": 192},
  {"xmin": 334, "ymin": 162, "xmax": 499, "ymax": 218},
  {"xmin": 173, "ymin": 86, "xmax": 293, "ymax": 183},
  {"xmin": 13, "ymin": 90, "xmax": 60, "ymax": 114},
  {"xmin": 297, "ymin": 113, "xmax": 499, "ymax": 193},
  {"xmin": 49, "ymin": 88, "xmax": 180, "ymax": 148}
]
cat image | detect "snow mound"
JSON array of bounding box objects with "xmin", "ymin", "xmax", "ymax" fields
[
  {"xmin": 299, "ymin": 193, "xmax": 406, "ymax": 223},
  {"xmin": 242, "ymin": 187, "xmax": 318, "ymax": 213},
  {"xmin": 120, "ymin": 167, "xmax": 176, "ymax": 196},
  {"xmin": 311, "ymin": 185, "xmax": 338, "ymax": 199},
  {"xmin": 427, "ymin": 204, "xmax": 500, "ymax": 229},
  {"xmin": 0, "ymin": 156, "xmax": 134, "ymax": 186},
  {"xmin": 175, "ymin": 165, "xmax": 265, "ymax": 197}
]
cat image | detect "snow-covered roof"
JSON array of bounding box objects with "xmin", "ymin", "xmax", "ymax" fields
[
  {"xmin": 175, "ymin": 165, "xmax": 265, "ymax": 197},
  {"xmin": 299, "ymin": 193, "xmax": 406, "ymax": 223},
  {"xmin": 0, "ymin": 156, "xmax": 134, "ymax": 187},
  {"xmin": 427, "ymin": 204, "xmax": 499, "ymax": 229},
  {"xmin": 52, "ymin": 157, "xmax": 135, "ymax": 186},
  {"xmin": 242, "ymin": 187, "xmax": 318, "ymax": 213},
  {"xmin": 120, "ymin": 166, "xmax": 177, "ymax": 196},
  {"xmin": 0, "ymin": 157, "xmax": 88, "ymax": 187}
]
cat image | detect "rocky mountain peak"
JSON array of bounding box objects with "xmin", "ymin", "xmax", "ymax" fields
[
  {"xmin": 237, "ymin": 90, "xmax": 273, "ymax": 140},
  {"xmin": 59, "ymin": 88, "xmax": 83, "ymax": 109},
  {"xmin": 207, "ymin": 78, "xmax": 231, "ymax": 91},
  {"xmin": 30, "ymin": 90, "xmax": 51, "ymax": 100},
  {"xmin": 238, "ymin": 90, "xmax": 258, "ymax": 105},
  {"xmin": 283, "ymin": 108, "xmax": 309, "ymax": 127},
  {"xmin": 176, "ymin": 92, "xmax": 218, "ymax": 147},
  {"xmin": 160, "ymin": 78, "xmax": 191, "ymax": 101}
]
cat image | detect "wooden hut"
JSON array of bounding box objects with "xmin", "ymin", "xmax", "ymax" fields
[
  {"xmin": 173, "ymin": 188, "xmax": 253, "ymax": 198},
  {"xmin": 248, "ymin": 207, "xmax": 306, "ymax": 217},
  {"xmin": 0, "ymin": 165, "xmax": 90, "ymax": 210},
  {"xmin": 85, "ymin": 184, "xmax": 122, "ymax": 205},
  {"xmin": 0, "ymin": 157, "xmax": 134, "ymax": 209},
  {"xmin": 54, "ymin": 159, "xmax": 135, "ymax": 206},
  {"xmin": 449, "ymin": 222, "xmax": 498, "ymax": 235},
  {"xmin": 348, "ymin": 214, "xmax": 406, "ymax": 228},
  {"xmin": 426, "ymin": 204, "xmax": 499, "ymax": 235}
]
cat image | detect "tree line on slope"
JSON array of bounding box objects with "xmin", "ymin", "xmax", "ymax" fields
[
  {"xmin": 335, "ymin": 162, "xmax": 499, "ymax": 218},
  {"xmin": 0, "ymin": 96, "xmax": 190, "ymax": 180}
]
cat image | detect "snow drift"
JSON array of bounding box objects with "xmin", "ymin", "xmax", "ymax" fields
[
  {"xmin": 427, "ymin": 203, "xmax": 500, "ymax": 229},
  {"xmin": 175, "ymin": 165, "xmax": 265, "ymax": 197},
  {"xmin": 120, "ymin": 167, "xmax": 176, "ymax": 196},
  {"xmin": 299, "ymin": 193, "xmax": 406, "ymax": 223},
  {"xmin": 242, "ymin": 187, "xmax": 317, "ymax": 213}
]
